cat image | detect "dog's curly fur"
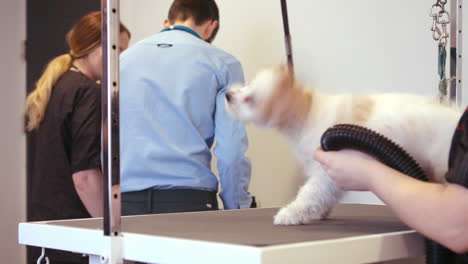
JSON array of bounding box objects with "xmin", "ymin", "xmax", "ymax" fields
[{"xmin": 226, "ymin": 65, "xmax": 462, "ymax": 225}]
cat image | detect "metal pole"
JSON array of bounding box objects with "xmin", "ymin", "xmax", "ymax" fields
[
  {"xmin": 450, "ymin": 0, "xmax": 463, "ymax": 106},
  {"xmin": 101, "ymin": 0, "xmax": 122, "ymax": 263},
  {"xmin": 280, "ymin": 0, "xmax": 294, "ymax": 73}
]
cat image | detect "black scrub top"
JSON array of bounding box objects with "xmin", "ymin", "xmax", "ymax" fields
[
  {"xmin": 28, "ymin": 70, "xmax": 101, "ymax": 221},
  {"xmin": 446, "ymin": 108, "xmax": 468, "ymax": 263}
]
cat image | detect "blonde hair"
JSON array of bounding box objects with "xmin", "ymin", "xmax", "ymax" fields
[
  {"xmin": 25, "ymin": 54, "xmax": 73, "ymax": 131},
  {"xmin": 25, "ymin": 11, "xmax": 103, "ymax": 131}
]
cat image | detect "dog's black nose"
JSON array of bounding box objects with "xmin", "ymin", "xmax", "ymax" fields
[{"xmin": 225, "ymin": 92, "xmax": 232, "ymax": 102}]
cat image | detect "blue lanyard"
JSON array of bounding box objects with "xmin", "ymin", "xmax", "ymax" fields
[{"xmin": 160, "ymin": 25, "xmax": 202, "ymax": 40}]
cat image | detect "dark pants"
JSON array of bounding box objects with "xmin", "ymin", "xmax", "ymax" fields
[
  {"xmin": 30, "ymin": 189, "xmax": 218, "ymax": 264},
  {"xmin": 121, "ymin": 189, "xmax": 219, "ymax": 216}
]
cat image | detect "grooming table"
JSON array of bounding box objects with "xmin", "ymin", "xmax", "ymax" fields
[{"xmin": 18, "ymin": 204, "xmax": 424, "ymax": 263}]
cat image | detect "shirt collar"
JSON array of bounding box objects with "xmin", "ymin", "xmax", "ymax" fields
[{"xmin": 160, "ymin": 25, "xmax": 202, "ymax": 40}]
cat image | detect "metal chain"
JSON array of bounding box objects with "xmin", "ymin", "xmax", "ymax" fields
[{"xmin": 430, "ymin": 0, "xmax": 451, "ymax": 102}]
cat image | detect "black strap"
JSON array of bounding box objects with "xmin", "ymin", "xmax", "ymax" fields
[{"xmin": 70, "ymin": 65, "xmax": 80, "ymax": 72}]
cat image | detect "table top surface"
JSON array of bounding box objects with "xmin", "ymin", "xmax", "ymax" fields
[{"xmin": 42, "ymin": 204, "xmax": 410, "ymax": 247}]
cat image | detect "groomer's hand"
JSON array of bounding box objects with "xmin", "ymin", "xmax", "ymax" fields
[{"xmin": 314, "ymin": 148, "xmax": 381, "ymax": 191}]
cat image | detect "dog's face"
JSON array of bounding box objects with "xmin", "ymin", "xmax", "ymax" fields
[{"xmin": 225, "ymin": 65, "xmax": 294, "ymax": 127}]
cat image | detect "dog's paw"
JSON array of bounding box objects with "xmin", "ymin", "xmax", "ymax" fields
[
  {"xmin": 273, "ymin": 207, "xmax": 302, "ymax": 225},
  {"xmin": 273, "ymin": 205, "xmax": 323, "ymax": 225}
]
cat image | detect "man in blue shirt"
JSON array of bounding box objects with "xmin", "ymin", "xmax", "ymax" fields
[{"xmin": 120, "ymin": 0, "xmax": 252, "ymax": 215}]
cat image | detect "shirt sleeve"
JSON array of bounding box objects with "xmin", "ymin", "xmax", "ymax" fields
[
  {"xmin": 213, "ymin": 60, "xmax": 252, "ymax": 209},
  {"xmin": 69, "ymin": 82, "xmax": 101, "ymax": 174}
]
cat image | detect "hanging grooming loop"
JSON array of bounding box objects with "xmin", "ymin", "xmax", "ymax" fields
[
  {"xmin": 431, "ymin": 0, "xmax": 451, "ymax": 102},
  {"xmin": 280, "ymin": 0, "xmax": 294, "ymax": 74}
]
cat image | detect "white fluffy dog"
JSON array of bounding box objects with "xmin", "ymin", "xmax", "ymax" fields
[{"xmin": 225, "ymin": 65, "xmax": 462, "ymax": 225}]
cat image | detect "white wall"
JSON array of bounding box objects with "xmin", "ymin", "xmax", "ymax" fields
[
  {"xmin": 0, "ymin": 0, "xmax": 26, "ymax": 262},
  {"xmin": 121, "ymin": 0, "xmax": 468, "ymax": 207}
]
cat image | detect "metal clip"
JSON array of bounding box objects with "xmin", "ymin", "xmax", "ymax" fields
[
  {"xmin": 430, "ymin": 3, "xmax": 443, "ymax": 18},
  {"xmin": 36, "ymin": 248, "xmax": 50, "ymax": 264},
  {"xmin": 433, "ymin": 26, "xmax": 442, "ymax": 41},
  {"xmin": 438, "ymin": 10, "xmax": 450, "ymax": 24},
  {"xmin": 439, "ymin": 32, "xmax": 448, "ymax": 47}
]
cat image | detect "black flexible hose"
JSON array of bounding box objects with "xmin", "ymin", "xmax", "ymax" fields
[{"xmin": 320, "ymin": 124, "xmax": 453, "ymax": 264}]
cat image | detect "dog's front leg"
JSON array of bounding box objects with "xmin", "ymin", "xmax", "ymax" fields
[{"xmin": 274, "ymin": 164, "xmax": 343, "ymax": 225}]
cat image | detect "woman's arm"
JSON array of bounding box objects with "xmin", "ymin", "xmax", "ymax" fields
[
  {"xmin": 314, "ymin": 148, "xmax": 468, "ymax": 253},
  {"xmin": 72, "ymin": 168, "xmax": 103, "ymax": 218}
]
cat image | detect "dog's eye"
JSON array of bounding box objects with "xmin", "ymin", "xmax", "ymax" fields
[{"xmin": 244, "ymin": 96, "xmax": 255, "ymax": 105}]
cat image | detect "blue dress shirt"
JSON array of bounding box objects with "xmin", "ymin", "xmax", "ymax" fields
[{"xmin": 119, "ymin": 28, "xmax": 252, "ymax": 209}]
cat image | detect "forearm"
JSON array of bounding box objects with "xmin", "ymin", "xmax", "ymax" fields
[
  {"xmin": 73, "ymin": 168, "xmax": 104, "ymax": 218},
  {"xmin": 369, "ymin": 164, "xmax": 468, "ymax": 253},
  {"xmin": 220, "ymin": 161, "xmax": 252, "ymax": 209},
  {"xmin": 214, "ymin": 117, "xmax": 252, "ymax": 209}
]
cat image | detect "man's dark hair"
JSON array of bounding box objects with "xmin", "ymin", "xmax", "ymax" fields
[{"xmin": 168, "ymin": 0, "xmax": 219, "ymax": 26}]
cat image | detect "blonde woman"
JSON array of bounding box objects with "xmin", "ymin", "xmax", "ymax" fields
[{"xmin": 25, "ymin": 11, "xmax": 130, "ymax": 264}]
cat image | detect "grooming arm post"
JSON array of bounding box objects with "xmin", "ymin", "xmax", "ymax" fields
[
  {"xmin": 450, "ymin": 0, "xmax": 463, "ymax": 106},
  {"xmin": 101, "ymin": 0, "xmax": 122, "ymax": 263}
]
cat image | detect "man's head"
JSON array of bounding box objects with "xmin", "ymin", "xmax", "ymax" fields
[{"xmin": 163, "ymin": 0, "xmax": 219, "ymax": 43}]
